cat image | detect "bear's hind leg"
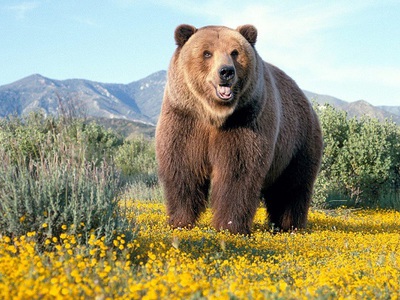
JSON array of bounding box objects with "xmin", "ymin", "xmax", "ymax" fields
[
  {"xmin": 264, "ymin": 184, "xmax": 312, "ymax": 231},
  {"xmin": 264, "ymin": 154, "xmax": 318, "ymax": 232}
]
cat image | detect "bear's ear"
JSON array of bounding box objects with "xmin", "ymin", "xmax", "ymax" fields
[
  {"xmin": 237, "ymin": 24, "xmax": 257, "ymax": 46},
  {"xmin": 174, "ymin": 24, "xmax": 197, "ymax": 47}
]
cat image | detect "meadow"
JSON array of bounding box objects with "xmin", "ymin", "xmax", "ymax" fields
[
  {"xmin": 1, "ymin": 203, "xmax": 399, "ymax": 299},
  {"xmin": 0, "ymin": 108, "xmax": 399, "ymax": 299}
]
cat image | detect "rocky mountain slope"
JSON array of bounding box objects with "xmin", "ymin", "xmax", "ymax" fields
[
  {"xmin": 304, "ymin": 90, "xmax": 400, "ymax": 123},
  {"xmin": 0, "ymin": 71, "xmax": 166, "ymax": 125}
]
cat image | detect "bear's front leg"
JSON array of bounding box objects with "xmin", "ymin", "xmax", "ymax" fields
[
  {"xmin": 211, "ymin": 178, "xmax": 261, "ymax": 234},
  {"xmin": 163, "ymin": 175, "xmax": 210, "ymax": 229},
  {"xmin": 156, "ymin": 114, "xmax": 211, "ymax": 229},
  {"xmin": 209, "ymin": 129, "xmax": 267, "ymax": 235}
]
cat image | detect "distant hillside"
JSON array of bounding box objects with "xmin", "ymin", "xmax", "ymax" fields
[
  {"xmin": 1, "ymin": 71, "xmax": 399, "ymax": 132},
  {"xmin": 379, "ymin": 105, "xmax": 400, "ymax": 117},
  {"xmin": 303, "ymin": 90, "xmax": 347, "ymax": 108},
  {"xmin": 0, "ymin": 71, "xmax": 166, "ymax": 125},
  {"xmin": 306, "ymin": 90, "xmax": 400, "ymax": 123},
  {"xmin": 344, "ymin": 100, "xmax": 400, "ymax": 123}
]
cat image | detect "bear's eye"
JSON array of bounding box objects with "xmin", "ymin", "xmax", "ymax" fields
[
  {"xmin": 203, "ymin": 51, "xmax": 212, "ymax": 58},
  {"xmin": 231, "ymin": 49, "xmax": 239, "ymax": 58}
]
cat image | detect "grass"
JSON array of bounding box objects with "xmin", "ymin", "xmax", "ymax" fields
[{"xmin": 1, "ymin": 202, "xmax": 399, "ymax": 299}]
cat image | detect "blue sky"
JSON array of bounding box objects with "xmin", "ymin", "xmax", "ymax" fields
[{"xmin": 1, "ymin": 0, "xmax": 399, "ymax": 106}]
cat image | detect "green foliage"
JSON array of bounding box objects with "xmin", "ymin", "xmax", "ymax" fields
[
  {"xmin": 0, "ymin": 112, "xmax": 123, "ymax": 165},
  {"xmin": 114, "ymin": 136, "xmax": 162, "ymax": 201},
  {"xmin": 0, "ymin": 112, "xmax": 135, "ymax": 246},
  {"xmin": 314, "ymin": 104, "xmax": 400, "ymax": 209},
  {"xmin": 115, "ymin": 137, "xmax": 158, "ymax": 184},
  {"xmin": 121, "ymin": 181, "xmax": 164, "ymax": 202}
]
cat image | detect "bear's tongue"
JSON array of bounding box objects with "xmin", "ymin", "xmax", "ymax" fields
[{"xmin": 218, "ymin": 85, "xmax": 232, "ymax": 99}]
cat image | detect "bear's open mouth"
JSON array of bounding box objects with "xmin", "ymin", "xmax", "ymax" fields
[{"xmin": 216, "ymin": 84, "xmax": 233, "ymax": 101}]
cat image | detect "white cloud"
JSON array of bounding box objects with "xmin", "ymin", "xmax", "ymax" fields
[{"xmin": 7, "ymin": 1, "xmax": 39, "ymax": 20}]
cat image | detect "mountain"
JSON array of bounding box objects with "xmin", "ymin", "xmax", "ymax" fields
[
  {"xmin": 379, "ymin": 105, "xmax": 400, "ymax": 117},
  {"xmin": 0, "ymin": 71, "xmax": 166, "ymax": 125},
  {"xmin": 1, "ymin": 71, "xmax": 399, "ymax": 128},
  {"xmin": 303, "ymin": 90, "xmax": 348, "ymax": 108},
  {"xmin": 306, "ymin": 90, "xmax": 400, "ymax": 123},
  {"xmin": 344, "ymin": 100, "xmax": 400, "ymax": 123}
]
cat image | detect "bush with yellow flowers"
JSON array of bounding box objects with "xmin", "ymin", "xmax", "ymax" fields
[{"xmin": 1, "ymin": 202, "xmax": 399, "ymax": 299}]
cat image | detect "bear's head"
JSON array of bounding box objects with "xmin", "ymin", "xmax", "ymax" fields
[{"xmin": 172, "ymin": 24, "xmax": 259, "ymax": 121}]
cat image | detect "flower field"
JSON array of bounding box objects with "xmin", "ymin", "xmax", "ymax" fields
[{"xmin": 1, "ymin": 202, "xmax": 399, "ymax": 299}]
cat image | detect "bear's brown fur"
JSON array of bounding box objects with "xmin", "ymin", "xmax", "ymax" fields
[{"xmin": 156, "ymin": 24, "xmax": 323, "ymax": 234}]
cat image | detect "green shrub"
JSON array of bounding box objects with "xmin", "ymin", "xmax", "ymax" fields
[
  {"xmin": 115, "ymin": 137, "xmax": 158, "ymax": 185},
  {"xmin": 313, "ymin": 104, "xmax": 400, "ymax": 209},
  {"xmin": 0, "ymin": 112, "xmax": 123, "ymax": 163},
  {"xmin": 0, "ymin": 113, "xmax": 135, "ymax": 246}
]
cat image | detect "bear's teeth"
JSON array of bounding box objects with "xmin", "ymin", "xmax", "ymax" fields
[{"xmin": 219, "ymin": 86, "xmax": 232, "ymax": 98}]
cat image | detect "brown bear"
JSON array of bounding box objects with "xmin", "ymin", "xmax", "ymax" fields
[{"xmin": 156, "ymin": 24, "xmax": 323, "ymax": 235}]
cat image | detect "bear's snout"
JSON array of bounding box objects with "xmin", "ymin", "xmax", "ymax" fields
[
  {"xmin": 214, "ymin": 64, "xmax": 236, "ymax": 101},
  {"xmin": 219, "ymin": 65, "xmax": 235, "ymax": 82}
]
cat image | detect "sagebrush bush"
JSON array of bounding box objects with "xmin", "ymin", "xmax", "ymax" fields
[
  {"xmin": 313, "ymin": 104, "xmax": 400, "ymax": 209},
  {"xmin": 0, "ymin": 113, "xmax": 135, "ymax": 246},
  {"xmin": 115, "ymin": 137, "xmax": 158, "ymax": 184},
  {"xmin": 0, "ymin": 112, "xmax": 123, "ymax": 165}
]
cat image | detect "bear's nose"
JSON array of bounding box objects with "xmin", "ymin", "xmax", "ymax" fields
[{"xmin": 219, "ymin": 65, "xmax": 235, "ymax": 81}]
